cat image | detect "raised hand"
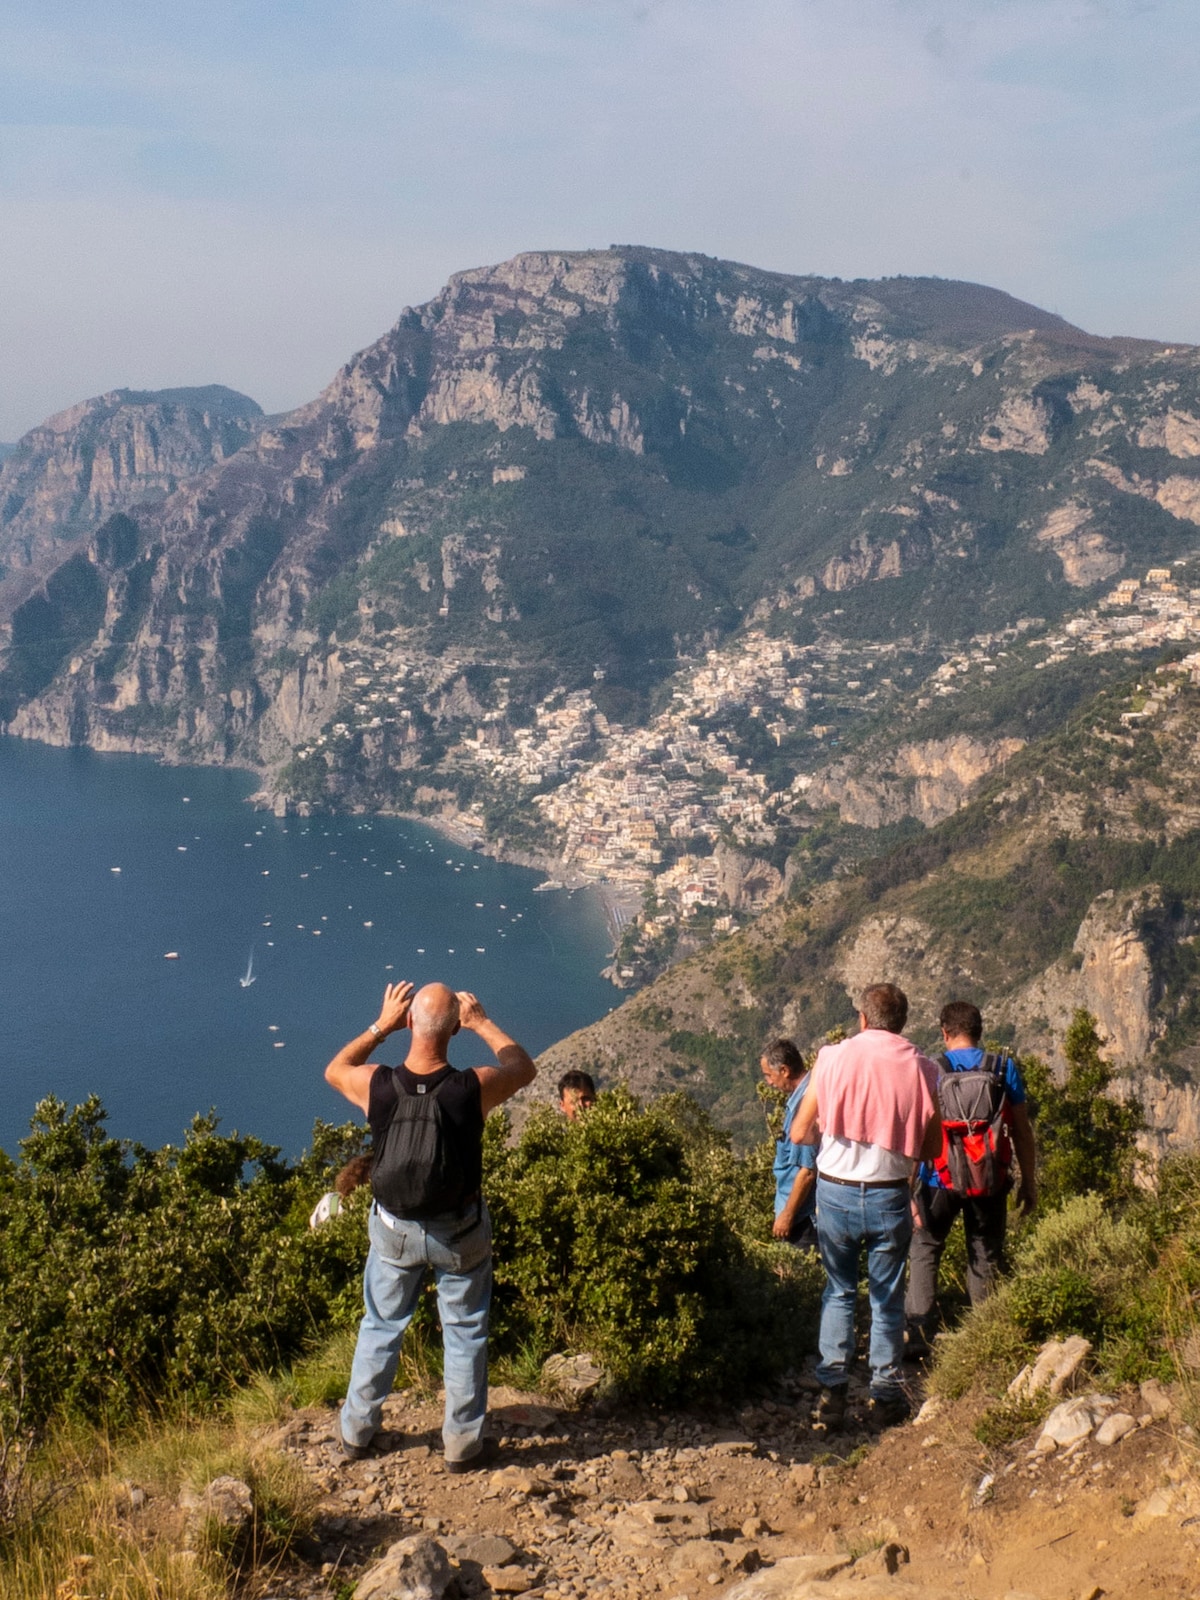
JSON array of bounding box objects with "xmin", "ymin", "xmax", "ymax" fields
[
  {"xmin": 375, "ymin": 980, "xmax": 415, "ymax": 1037},
  {"xmin": 456, "ymin": 991, "xmax": 488, "ymax": 1031}
]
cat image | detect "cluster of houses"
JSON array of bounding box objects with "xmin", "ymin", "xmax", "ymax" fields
[{"xmin": 285, "ymin": 562, "xmax": 1200, "ymax": 941}]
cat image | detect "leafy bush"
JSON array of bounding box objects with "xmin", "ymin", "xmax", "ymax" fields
[
  {"xmin": 0, "ymin": 1085, "xmax": 818, "ymax": 1427},
  {"xmin": 483, "ymin": 1089, "xmax": 820, "ymax": 1400},
  {"xmin": 932, "ymin": 1191, "xmax": 1170, "ymax": 1401},
  {"xmin": 0, "ymin": 1099, "xmax": 370, "ymax": 1428},
  {"xmin": 1023, "ymin": 1009, "xmax": 1145, "ymax": 1211}
]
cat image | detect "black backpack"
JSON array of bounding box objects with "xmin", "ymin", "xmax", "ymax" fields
[
  {"xmin": 931, "ymin": 1053, "xmax": 1014, "ymax": 1199},
  {"xmin": 372, "ymin": 1069, "xmax": 474, "ymax": 1220}
]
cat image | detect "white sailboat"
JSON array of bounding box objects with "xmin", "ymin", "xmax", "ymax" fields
[{"xmin": 239, "ymin": 950, "xmax": 256, "ymax": 989}]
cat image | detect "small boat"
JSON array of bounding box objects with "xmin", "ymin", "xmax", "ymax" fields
[
  {"xmin": 239, "ymin": 951, "xmax": 256, "ymax": 988},
  {"xmin": 164, "ymin": 952, "xmax": 179, "ymax": 961}
]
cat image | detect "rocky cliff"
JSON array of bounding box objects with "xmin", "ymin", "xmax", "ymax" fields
[
  {"xmin": 796, "ymin": 735, "xmax": 1026, "ymax": 829},
  {"xmin": 0, "ymin": 385, "xmax": 263, "ymax": 619},
  {"xmin": 4, "ymin": 248, "xmax": 1200, "ymax": 786}
]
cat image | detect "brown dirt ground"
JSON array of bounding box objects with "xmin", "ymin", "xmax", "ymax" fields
[{"xmin": 209, "ymin": 1373, "xmax": 1200, "ymax": 1600}]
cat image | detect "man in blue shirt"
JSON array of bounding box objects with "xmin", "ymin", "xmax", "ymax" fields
[
  {"xmin": 760, "ymin": 1038, "xmax": 818, "ymax": 1249},
  {"xmin": 905, "ymin": 1001, "xmax": 1037, "ymax": 1356}
]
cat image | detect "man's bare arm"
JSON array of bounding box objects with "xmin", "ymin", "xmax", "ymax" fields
[
  {"xmin": 788, "ymin": 1079, "xmax": 821, "ymax": 1146},
  {"xmin": 919, "ymin": 1107, "xmax": 944, "ymax": 1165},
  {"xmin": 460, "ymin": 992, "xmax": 536, "ymax": 1115},
  {"xmin": 324, "ymin": 981, "xmax": 415, "ymax": 1113},
  {"xmin": 772, "ymin": 1165, "xmax": 816, "ymax": 1239},
  {"xmin": 1010, "ymin": 1101, "xmax": 1038, "ymax": 1215}
]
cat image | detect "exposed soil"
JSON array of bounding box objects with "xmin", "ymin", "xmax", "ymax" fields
[{"xmin": 208, "ymin": 1367, "xmax": 1200, "ymax": 1600}]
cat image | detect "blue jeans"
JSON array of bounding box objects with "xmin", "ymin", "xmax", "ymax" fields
[
  {"xmin": 814, "ymin": 1177, "xmax": 912, "ymax": 1401},
  {"xmin": 341, "ymin": 1201, "xmax": 492, "ymax": 1462}
]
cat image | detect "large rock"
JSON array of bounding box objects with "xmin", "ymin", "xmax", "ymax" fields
[
  {"xmin": 724, "ymin": 1552, "xmax": 951, "ymax": 1599},
  {"xmin": 1010, "ymin": 888, "xmax": 1163, "ymax": 1070},
  {"xmin": 1095, "ymin": 1411, "xmax": 1137, "ymax": 1446},
  {"xmin": 179, "ymin": 1474, "xmax": 253, "ymax": 1548},
  {"xmin": 540, "ymin": 1352, "xmax": 606, "ymax": 1401},
  {"xmin": 353, "ymin": 1535, "xmax": 454, "ymax": 1600},
  {"xmin": 1035, "ymin": 1394, "xmax": 1115, "ymax": 1452},
  {"xmin": 1008, "ymin": 1336, "xmax": 1092, "ymax": 1398},
  {"xmin": 724, "ymin": 1555, "xmax": 854, "ymax": 1596}
]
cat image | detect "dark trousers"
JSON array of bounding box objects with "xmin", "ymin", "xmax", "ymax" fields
[
  {"xmin": 904, "ymin": 1184, "xmax": 1008, "ymax": 1333},
  {"xmin": 786, "ymin": 1214, "xmax": 819, "ymax": 1253}
]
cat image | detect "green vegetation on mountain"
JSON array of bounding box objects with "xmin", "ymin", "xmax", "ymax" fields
[{"xmin": 541, "ymin": 648, "xmax": 1200, "ymax": 1142}]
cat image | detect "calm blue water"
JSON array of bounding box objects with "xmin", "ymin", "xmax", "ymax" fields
[{"xmin": 0, "ymin": 738, "xmax": 616, "ymax": 1156}]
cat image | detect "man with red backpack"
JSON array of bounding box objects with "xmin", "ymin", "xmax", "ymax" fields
[{"xmin": 904, "ymin": 1001, "xmax": 1037, "ymax": 1358}]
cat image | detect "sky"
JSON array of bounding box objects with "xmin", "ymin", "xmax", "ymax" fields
[{"xmin": 1, "ymin": 0, "xmax": 1198, "ymax": 440}]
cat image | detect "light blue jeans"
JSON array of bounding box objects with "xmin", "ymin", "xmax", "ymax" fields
[
  {"xmin": 814, "ymin": 1177, "xmax": 912, "ymax": 1401},
  {"xmin": 341, "ymin": 1201, "xmax": 492, "ymax": 1463}
]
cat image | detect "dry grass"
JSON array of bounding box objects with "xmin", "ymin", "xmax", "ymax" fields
[{"xmin": 0, "ymin": 1409, "xmax": 317, "ymax": 1600}]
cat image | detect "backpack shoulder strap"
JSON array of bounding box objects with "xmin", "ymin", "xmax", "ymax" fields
[{"xmin": 979, "ymin": 1052, "xmax": 1007, "ymax": 1088}]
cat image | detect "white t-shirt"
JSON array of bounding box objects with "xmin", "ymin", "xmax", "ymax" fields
[{"xmin": 817, "ymin": 1135, "xmax": 913, "ymax": 1183}]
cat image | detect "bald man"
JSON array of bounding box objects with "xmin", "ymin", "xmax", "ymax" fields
[{"xmin": 325, "ymin": 981, "xmax": 535, "ymax": 1471}]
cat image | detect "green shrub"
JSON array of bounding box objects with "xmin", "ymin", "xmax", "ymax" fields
[
  {"xmin": 484, "ymin": 1088, "xmax": 820, "ymax": 1399},
  {"xmin": 0, "ymin": 1085, "xmax": 819, "ymax": 1426},
  {"xmin": 973, "ymin": 1392, "xmax": 1052, "ymax": 1449},
  {"xmin": 932, "ymin": 1192, "xmax": 1168, "ymax": 1400},
  {"xmin": 1023, "ymin": 1009, "xmax": 1146, "ymax": 1211},
  {"xmin": 0, "ymin": 1099, "xmax": 370, "ymax": 1427}
]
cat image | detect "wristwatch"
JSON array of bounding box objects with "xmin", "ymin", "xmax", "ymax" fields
[{"xmin": 368, "ymin": 1023, "xmax": 384, "ymax": 1041}]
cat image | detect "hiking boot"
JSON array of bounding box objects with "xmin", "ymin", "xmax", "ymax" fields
[
  {"xmin": 868, "ymin": 1394, "xmax": 911, "ymax": 1430},
  {"xmin": 338, "ymin": 1423, "xmax": 373, "ymax": 1461},
  {"xmin": 812, "ymin": 1386, "xmax": 847, "ymax": 1433},
  {"xmin": 445, "ymin": 1435, "xmax": 500, "ymax": 1474}
]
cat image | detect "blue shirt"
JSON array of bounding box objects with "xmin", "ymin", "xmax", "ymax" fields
[
  {"xmin": 774, "ymin": 1076, "xmax": 817, "ymax": 1218},
  {"xmin": 921, "ymin": 1047, "xmax": 1025, "ymax": 1190}
]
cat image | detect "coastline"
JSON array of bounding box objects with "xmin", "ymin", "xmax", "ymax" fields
[
  {"xmin": 0, "ymin": 727, "xmax": 640, "ymax": 969},
  {"xmin": 374, "ymin": 806, "xmax": 642, "ymax": 958}
]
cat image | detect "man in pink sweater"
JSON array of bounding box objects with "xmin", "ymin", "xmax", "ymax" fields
[{"xmin": 790, "ymin": 983, "xmax": 942, "ymax": 1430}]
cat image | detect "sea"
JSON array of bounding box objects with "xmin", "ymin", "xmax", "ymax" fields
[{"xmin": 0, "ymin": 737, "xmax": 617, "ymax": 1158}]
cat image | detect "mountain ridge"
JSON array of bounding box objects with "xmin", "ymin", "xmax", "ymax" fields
[{"xmin": 5, "ymin": 250, "xmax": 1200, "ymax": 1151}]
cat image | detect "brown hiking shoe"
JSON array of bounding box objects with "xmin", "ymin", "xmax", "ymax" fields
[
  {"xmin": 868, "ymin": 1394, "xmax": 911, "ymax": 1429},
  {"xmin": 813, "ymin": 1386, "xmax": 847, "ymax": 1432}
]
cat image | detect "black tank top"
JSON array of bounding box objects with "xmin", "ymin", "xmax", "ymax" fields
[{"xmin": 368, "ymin": 1063, "xmax": 484, "ymax": 1200}]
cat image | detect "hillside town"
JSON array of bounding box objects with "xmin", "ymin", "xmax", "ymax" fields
[
  {"xmin": 924, "ymin": 559, "xmax": 1200, "ymax": 700},
  {"xmin": 283, "ymin": 558, "xmax": 1200, "ymax": 979}
]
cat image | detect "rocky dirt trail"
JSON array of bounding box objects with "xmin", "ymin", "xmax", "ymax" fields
[{"xmin": 224, "ymin": 1362, "xmax": 1200, "ymax": 1600}]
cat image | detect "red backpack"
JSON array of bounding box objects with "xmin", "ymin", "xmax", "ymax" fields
[{"xmin": 932, "ymin": 1053, "xmax": 1013, "ymax": 1198}]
